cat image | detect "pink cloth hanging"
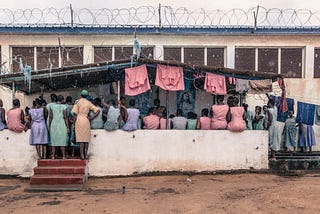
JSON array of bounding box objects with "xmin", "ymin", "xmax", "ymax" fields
[
  {"xmin": 155, "ymin": 64, "xmax": 184, "ymax": 91},
  {"xmin": 125, "ymin": 64, "xmax": 151, "ymax": 96},
  {"xmin": 204, "ymin": 73, "xmax": 227, "ymax": 95}
]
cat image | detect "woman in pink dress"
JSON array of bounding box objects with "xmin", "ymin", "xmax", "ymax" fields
[
  {"xmin": 7, "ymin": 99, "xmax": 27, "ymax": 133},
  {"xmin": 210, "ymin": 95, "xmax": 229, "ymax": 130},
  {"xmin": 197, "ymin": 108, "xmax": 211, "ymax": 130},
  {"xmin": 227, "ymin": 96, "xmax": 246, "ymax": 132}
]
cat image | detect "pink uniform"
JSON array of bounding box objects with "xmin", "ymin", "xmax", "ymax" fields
[
  {"xmin": 160, "ymin": 118, "xmax": 171, "ymax": 129},
  {"xmin": 199, "ymin": 116, "xmax": 211, "ymax": 130},
  {"xmin": 211, "ymin": 105, "xmax": 229, "ymax": 130},
  {"xmin": 143, "ymin": 114, "xmax": 160, "ymax": 129},
  {"xmin": 227, "ymin": 106, "xmax": 246, "ymax": 132},
  {"xmin": 7, "ymin": 108, "xmax": 26, "ymax": 133}
]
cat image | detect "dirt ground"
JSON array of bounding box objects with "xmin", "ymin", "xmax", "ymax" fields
[{"xmin": 0, "ymin": 173, "xmax": 320, "ymax": 214}]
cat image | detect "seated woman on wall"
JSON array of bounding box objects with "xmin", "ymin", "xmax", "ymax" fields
[
  {"xmin": 0, "ymin": 99, "xmax": 7, "ymax": 131},
  {"xmin": 90, "ymin": 98, "xmax": 104, "ymax": 129},
  {"xmin": 172, "ymin": 109, "xmax": 188, "ymax": 130},
  {"xmin": 122, "ymin": 99, "xmax": 140, "ymax": 132},
  {"xmin": 142, "ymin": 107, "xmax": 160, "ymax": 130},
  {"xmin": 7, "ymin": 99, "xmax": 27, "ymax": 133},
  {"xmin": 187, "ymin": 112, "xmax": 197, "ymax": 130},
  {"xmin": 159, "ymin": 109, "xmax": 172, "ymax": 129},
  {"xmin": 197, "ymin": 108, "xmax": 211, "ymax": 130},
  {"xmin": 210, "ymin": 95, "xmax": 229, "ymax": 130},
  {"xmin": 226, "ymin": 96, "xmax": 246, "ymax": 132},
  {"xmin": 104, "ymin": 99, "xmax": 121, "ymax": 131}
]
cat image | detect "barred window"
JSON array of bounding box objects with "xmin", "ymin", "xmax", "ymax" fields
[
  {"xmin": 114, "ymin": 47, "xmax": 133, "ymax": 60},
  {"xmin": 207, "ymin": 48, "xmax": 224, "ymax": 67},
  {"xmin": 258, "ymin": 48, "xmax": 278, "ymax": 73},
  {"xmin": 235, "ymin": 48, "xmax": 255, "ymax": 70},
  {"xmin": 62, "ymin": 47, "xmax": 83, "ymax": 66},
  {"xmin": 314, "ymin": 48, "xmax": 320, "ymax": 78},
  {"xmin": 37, "ymin": 47, "xmax": 59, "ymax": 70},
  {"xmin": 12, "ymin": 47, "xmax": 34, "ymax": 73},
  {"xmin": 184, "ymin": 48, "xmax": 204, "ymax": 65},
  {"xmin": 281, "ymin": 48, "xmax": 302, "ymax": 78},
  {"xmin": 163, "ymin": 47, "xmax": 181, "ymax": 61},
  {"xmin": 141, "ymin": 46, "xmax": 154, "ymax": 59},
  {"xmin": 94, "ymin": 47, "xmax": 112, "ymax": 63}
]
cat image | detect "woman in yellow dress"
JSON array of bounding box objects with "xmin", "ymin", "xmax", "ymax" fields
[{"xmin": 72, "ymin": 90, "xmax": 100, "ymax": 159}]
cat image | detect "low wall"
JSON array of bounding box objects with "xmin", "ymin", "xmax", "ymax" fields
[{"xmin": 0, "ymin": 129, "xmax": 268, "ymax": 177}]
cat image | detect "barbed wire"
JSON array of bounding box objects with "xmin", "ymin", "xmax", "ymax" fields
[{"xmin": 0, "ymin": 6, "xmax": 320, "ymax": 28}]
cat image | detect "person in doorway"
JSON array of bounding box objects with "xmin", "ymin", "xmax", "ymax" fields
[
  {"xmin": 253, "ymin": 106, "xmax": 264, "ymax": 130},
  {"xmin": 122, "ymin": 99, "xmax": 140, "ymax": 131},
  {"xmin": 197, "ymin": 108, "xmax": 211, "ymax": 130},
  {"xmin": 49, "ymin": 95, "xmax": 69, "ymax": 159},
  {"xmin": 7, "ymin": 99, "xmax": 27, "ymax": 133},
  {"xmin": 283, "ymin": 111, "xmax": 297, "ymax": 152},
  {"xmin": 226, "ymin": 96, "xmax": 246, "ymax": 132},
  {"xmin": 267, "ymin": 99, "xmax": 280, "ymax": 159},
  {"xmin": 0, "ymin": 99, "xmax": 7, "ymax": 130},
  {"xmin": 72, "ymin": 90, "xmax": 100, "ymax": 160},
  {"xmin": 172, "ymin": 109, "xmax": 187, "ymax": 130},
  {"xmin": 210, "ymin": 95, "xmax": 229, "ymax": 130},
  {"xmin": 142, "ymin": 107, "xmax": 160, "ymax": 129},
  {"xmin": 29, "ymin": 98, "xmax": 49, "ymax": 159}
]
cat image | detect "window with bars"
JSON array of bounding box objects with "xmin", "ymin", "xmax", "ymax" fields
[
  {"xmin": 61, "ymin": 47, "xmax": 83, "ymax": 66},
  {"xmin": 235, "ymin": 48, "xmax": 255, "ymax": 70},
  {"xmin": 314, "ymin": 48, "xmax": 320, "ymax": 78},
  {"xmin": 94, "ymin": 47, "xmax": 112, "ymax": 63},
  {"xmin": 114, "ymin": 47, "xmax": 133, "ymax": 60},
  {"xmin": 184, "ymin": 48, "xmax": 204, "ymax": 65},
  {"xmin": 37, "ymin": 47, "xmax": 59, "ymax": 70},
  {"xmin": 207, "ymin": 48, "xmax": 224, "ymax": 67},
  {"xmin": 163, "ymin": 47, "xmax": 181, "ymax": 61},
  {"xmin": 258, "ymin": 48, "xmax": 278, "ymax": 73},
  {"xmin": 141, "ymin": 46, "xmax": 154, "ymax": 59},
  {"xmin": 281, "ymin": 48, "xmax": 302, "ymax": 78},
  {"xmin": 12, "ymin": 47, "xmax": 34, "ymax": 73}
]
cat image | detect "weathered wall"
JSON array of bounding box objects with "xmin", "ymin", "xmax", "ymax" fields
[{"xmin": 0, "ymin": 129, "xmax": 268, "ymax": 177}]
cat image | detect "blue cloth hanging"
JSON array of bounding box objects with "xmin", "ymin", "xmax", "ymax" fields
[
  {"xmin": 270, "ymin": 95, "xmax": 294, "ymax": 122},
  {"xmin": 296, "ymin": 101, "xmax": 315, "ymax": 126}
]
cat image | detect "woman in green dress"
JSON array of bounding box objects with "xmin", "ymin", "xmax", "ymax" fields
[
  {"xmin": 253, "ymin": 106, "xmax": 264, "ymax": 130},
  {"xmin": 49, "ymin": 95, "xmax": 69, "ymax": 159}
]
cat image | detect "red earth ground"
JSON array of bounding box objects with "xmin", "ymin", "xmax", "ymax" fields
[{"xmin": 0, "ymin": 173, "xmax": 319, "ymax": 213}]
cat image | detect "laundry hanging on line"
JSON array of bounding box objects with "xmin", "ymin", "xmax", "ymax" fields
[
  {"xmin": 204, "ymin": 73, "xmax": 227, "ymax": 95},
  {"xmin": 124, "ymin": 64, "xmax": 151, "ymax": 96},
  {"xmin": 248, "ymin": 79, "xmax": 272, "ymax": 94},
  {"xmin": 155, "ymin": 64, "xmax": 184, "ymax": 91},
  {"xmin": 270, "ymin": 95, "xmax": 294, "ymax": 122},
  {"xmin": 296, "ymin": 101, "xmax": 315, "ymax": 126}
]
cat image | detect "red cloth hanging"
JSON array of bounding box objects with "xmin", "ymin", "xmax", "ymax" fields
[
  {"xmin": 204, "ymin": 73, "xmax": 227, "ymax": 95},
  {"xmin": 278, "ymin": 77, "xmax": 288, "ymax": 112},
  {"xmin": 155, "ymin": 64, "xmax": 185, "ymax": 91},
  {"xmin": 125, "ymin": 64, "xmax": 151, "ymax": 96}
]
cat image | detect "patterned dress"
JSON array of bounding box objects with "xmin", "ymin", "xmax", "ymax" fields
[
  {"xmin": 29, "ymin": 108, "xmax": 48, "ymax": 145},
  {"xmin": 50, "ymin": 103, "xmax": 68, "ymax": 147}
]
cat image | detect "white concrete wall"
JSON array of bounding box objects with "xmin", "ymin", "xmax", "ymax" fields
[{"xmin": 0, "ymin": 129, "xmax": 268, "ymax": 177}]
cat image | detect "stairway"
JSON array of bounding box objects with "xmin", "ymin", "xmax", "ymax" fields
[
  {"xmin": 269, "ymin": 152, "xmax": 320, "ymax": 175},
  {"xmin": 26, "ymin": 159, "xmax": 87, "ymax": 191}
]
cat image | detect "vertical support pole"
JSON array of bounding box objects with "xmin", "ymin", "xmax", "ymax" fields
[
  {"xmin": 158, "ymin": 4, "xmax": 161, "ymax": 28},
  {"xmin": 12, "ymin": 81, "xmax": 15, "ymax": 100},
  {"xmin": 117, "ymin": 80, "xmax": 120, "ymax": 101},
  {"xmin": 165, "ymin": 90, "xmax": 169, "ymax": 129},
  {"xmin": 70, "ymin": 4, "xmax": 74, "ymax": 29}
]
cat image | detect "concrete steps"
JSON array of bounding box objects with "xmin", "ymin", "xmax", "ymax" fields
[
  {"xmin": 26, "ymin": 159, "xmax": 87, "ymax": 191},
  {"xmin": 269, "ymin": 152, "xmax": 320, "ymax": 175}
]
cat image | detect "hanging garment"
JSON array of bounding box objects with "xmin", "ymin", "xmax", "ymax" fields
[
  {"xmin": 228, "ymin": 77, "xmax": 236, "ymax": 85},
  {"xmin": 204, "ymin": 73, "xmax": 227, "ymax": 95},
  {"xmin": 155, "ymin": 64, "xmax": 184, "ymax": 91},
  {"xmin": 248, "ymin": 79, "xmax": 272, "ymax": 94},
  {"xmin": 315, "ymin": 105, "xmax": 320, "ymax": 126},
  {"xmin": 125, "ymin": 64, "xmax": 151, "ymax": 96},
  {"xmin": 298, "ymin": 124, "xmax": 316, "ymax": 147},
  {"xmin": 283, "ymin": 117, "xmax": 297, "ymax": 149},
  {"xmin": 270, "ymin": 95, "xmax": 294, "ymax": 122},
  {"xmin": 235, "ymin": 79, "xmax": 250, "ymax": 93},
  {"xmin": 296, "ymin": 101, "xmax": 315, "ymax": 126}
]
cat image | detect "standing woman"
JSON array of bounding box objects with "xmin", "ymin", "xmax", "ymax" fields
[
  {"xmin": 7, "ymin": 99, "xmax": 27, "ymax": 133},
  {"xmin": 253, "ymin": 106, "xmax": 264, "ymax": 130},
  {"xmin": 49, "ymin": 95, "xmax": 69, "ymax": 159},
  {"xmin": 72, "ymin": 90, "xmax": 100, "ymax": 160},
  {"xmin": 267, "ymin": 99, "xmax": 280, "ymax": 159},
  {"xmin": 29, "ymin": 99, "xmax": 49, "ymax": 159},
  {"xmin": 0, "ymin": 99, "xmax": 7, "ymax": 130}
]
